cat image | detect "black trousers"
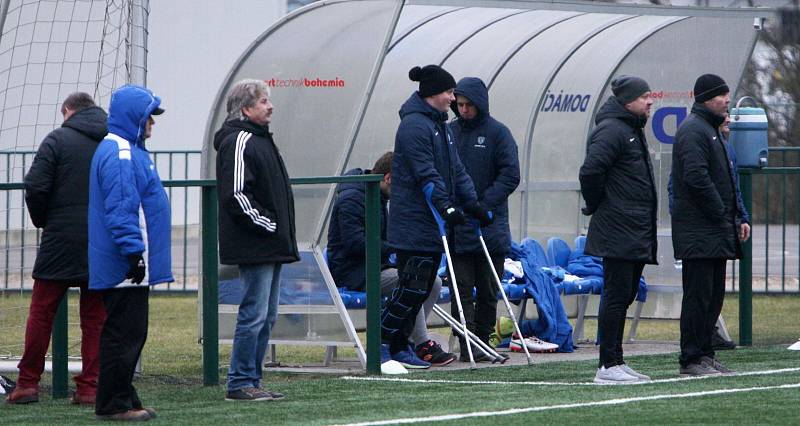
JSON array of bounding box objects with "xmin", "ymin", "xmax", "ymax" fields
[
  {"xmin": 598, "ymin": 258, "xmax": 644, "ymax": 369},
  {"xmin": 679, "ymin": 258, "xmax": 726, "ymax": 367},
  {"xmin": 450, "ymin": 252, "xmax": 503, "ymax": 343},
  {"xmin": 381, "ymin": 250, "xmax": 438, "ymax": 353},
  {"xmin": 95, "ymin": 286, "xmax": 149, "ymax": 415}
]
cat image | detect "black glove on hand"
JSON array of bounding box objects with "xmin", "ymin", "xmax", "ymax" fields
[
  {"xmin": 464, "ymin": 202, "xmax": 494, "ymax": 227},
  {"xmin": 126, "ymin": 254, "xmax": 146, "ymax": 284},
  {"xmin": 441, "ymin": 206, "xmax": 466, "ymax": 226}
]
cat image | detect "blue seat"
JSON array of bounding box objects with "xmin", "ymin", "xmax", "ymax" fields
[{"xmin": 546, "ymin": 237, "xmax": 571, "ymax": 268}]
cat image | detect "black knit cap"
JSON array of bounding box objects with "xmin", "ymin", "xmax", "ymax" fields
[
  {"xmin": 409, "ymin": 65, "xmax": 456, "ymax": 98},
  {"xmin": 694, "ymin": 74, "xmax": 729, "ymax": 103},
  {"xmin": 611, "ymin": 75, "xmax": 651, "ymax": 104}
]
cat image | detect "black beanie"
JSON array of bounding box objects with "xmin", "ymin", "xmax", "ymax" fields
[
  {"xmin": 409, "ymin": 65, "xmax": 456, "ymax": 98},
  {"xmin": 694, "ymin": 74, "xmax": 729, "ymax": 103},
  {"xmin": 611, "ymin": 75, "xmax": 651, "ymax": 104}
]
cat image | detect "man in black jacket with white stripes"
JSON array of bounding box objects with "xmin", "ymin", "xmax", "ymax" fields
[{"xmin": 214, "ymin": 79, "xmax": 299, "ymax": 402}]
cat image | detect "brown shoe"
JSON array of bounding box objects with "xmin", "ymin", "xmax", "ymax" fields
[
  {"xmin": 6, "ymin": 387, "xmax": 39, "ymax": 404},
  {"xmin": 135, "ymin": 407, "xmax": 156, "ymax": 419},
  {"xmin": 70, "ymin": 392, "xmax": 96, "ymax": 406},
  {"xmin": 95, "ymin": 409, "xmax": 151, "ymax": 421}
]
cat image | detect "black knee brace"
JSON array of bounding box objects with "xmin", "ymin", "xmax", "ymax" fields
[{"xmin": 381, "ymin": 256, "xmax": 433, "ymax": 346}]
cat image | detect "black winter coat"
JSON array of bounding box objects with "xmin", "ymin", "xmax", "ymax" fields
[
  {"xmin": 326, "ymin": 168, "xmax": 390, "ymax": 291},
  {"xmin": 387, "ymin": 92, "xmax": 477, "ymax": 252},
  {"xmin": 579, "ymin": 97, "xmax": 657, "ymax": 263},
  {"xmin": 449, "ymin": 77, "xmax": 520, "ymax": 255},
  {"xmin": 671, "ymin": 103, "xmax": 741, "ymax": 260},
  {"xmin": 214, "ymin": 119, "xmax": 299, "ymax": 265},
  {"xmin": 24, "ymin": 106, "xmax": 107, "ymax": 282}
]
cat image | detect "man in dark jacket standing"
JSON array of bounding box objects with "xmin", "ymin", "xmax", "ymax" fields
[
  {"xmin": 327, "ymin": 152, "xmax": 455, "ymax": 366},
  {"xmin": 382, "ymin": 65, "xmax": 488, "ymax": 369},
  {"xmin": 7, "ymin": 93, "xmax": 108, "ymax": 406},
  {"xmin": 215, "ymin": 79, "xmax": 298, "ymax": 400},
  {"xmin": 580, "ymin": 76, "xmax": 657, "ymax": 384},
  {"xmin": 449, "ymin": 77, "xmax": 519, "ymax": 361},
  {"xmin": 672, "ymin": 74, "xmax": 747, "ymax": 376}
]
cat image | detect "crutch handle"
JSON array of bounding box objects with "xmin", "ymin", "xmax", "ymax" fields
[
  {"xmin": 423, "ymin": 182, "xmax": 447, "ymax": 237},
  {"xmin": 471, "ymin": 211, "xmax": 494, "ymax": 236}
]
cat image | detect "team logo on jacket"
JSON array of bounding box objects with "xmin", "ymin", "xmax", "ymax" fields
[
  {"xmin": 629, "ymin": 138, "xmax": 636, "ymax": 143},
  {"xmin": 475, "ymin": 136, "xmax": 486, "ymax": 148}
]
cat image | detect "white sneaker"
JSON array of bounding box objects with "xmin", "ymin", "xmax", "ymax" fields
[
  {"xmin": 510, "ymin": 336, "xmax": 559, "ymax": 353},
  {"xmin": 620, "ymin": 363, "xmax": 651, "ymax": 381},
  {"xmin": 380, "ymin": 360, "xmax": 408, "ymax": 375},
  {"xmin": 594, "ymin": 365, "xmax": 640, "ymax": 384}
]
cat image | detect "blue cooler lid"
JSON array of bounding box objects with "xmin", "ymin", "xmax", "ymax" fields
[{"xmin": 730, "ymin": 107, "xmax": 767, "ymax": 128}]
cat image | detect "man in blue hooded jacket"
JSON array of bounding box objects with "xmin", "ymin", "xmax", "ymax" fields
[
  {"xmin": 382, "ymin": 65, "xmax": 490, "ymax": 368},
  {"xmin": 448, "ymin": 77, "xmax": 520, "ymax": 361},
  {"xmin": 88, "ymin": 84, "xmax": 173, "ymax": 421}
]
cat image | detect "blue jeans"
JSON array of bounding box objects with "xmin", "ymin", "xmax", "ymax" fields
[{"xmin": 227, "ymin": 262, "xmax": 282, "ymax": 391}]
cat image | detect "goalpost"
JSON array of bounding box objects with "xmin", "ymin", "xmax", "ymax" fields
[{"xmin": 0, "ymin": 0, "xmax": 148, "ymax": 372}]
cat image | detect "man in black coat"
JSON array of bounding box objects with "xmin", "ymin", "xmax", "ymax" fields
[
  {"xmin": 580, "ymin": 76, "xmax": 657, "ymax": 384},
  {"xmin": 448, "ymin": 77, "xmax": 519, "ymax": 361},
  {"xmin": 8, "ymin": 93, "xmax": 108, "ymax": 405},
  {"xmin": 214, "ymin": 79, "xmax": 299, "ymax": 401},
  {"xmin": 672, "ymin": 74, "xmax": 748, "ymax": 376}
]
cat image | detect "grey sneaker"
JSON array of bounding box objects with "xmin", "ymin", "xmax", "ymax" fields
[
  {"xmin": 620, "ymin": 363, "xmax": 651, "ymax": 381},
  {"xmin": 700, "ymin": 356, "xmax": 734, "ymax": 374},
  {"xmin": 594, "ymin": 365, "xmax": 641, "ymax": 384},
  {"xmin": 225, "ymin": 387, "xmax": 275, "ymax": 401},
  {"xmin": 680, "ymin": 362, "xmax": 720, "ymax": 376}
]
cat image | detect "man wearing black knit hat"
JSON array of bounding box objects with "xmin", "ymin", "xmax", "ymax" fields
[
  {"xmin": 672, "ymin": 73, "xmax": 746, "ymax": 376},
  {"xmin": 380, "ymin": 64, "xmax": 487, "ymax": 372},
  {"xmin": 580, "ymin": 75, "xmax": 657, "ymax": 383}
]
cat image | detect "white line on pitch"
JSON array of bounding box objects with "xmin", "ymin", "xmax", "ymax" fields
[
  {"xmin": 333, "ymin": 382, "xmax": 800, "ymax": 426},
  {"xmin": 340, "ymin": 367, "xmax": 800, "ymax": 387}
]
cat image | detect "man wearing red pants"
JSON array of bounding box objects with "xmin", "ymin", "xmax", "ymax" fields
[{"xmin": 7, "ymin": 93, "xmax": 108, "ymax": 405}]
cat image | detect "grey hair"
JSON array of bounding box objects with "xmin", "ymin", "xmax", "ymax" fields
[{"xmin": 225, "ymin": 79, "xmax": 271, "ymax": 121}]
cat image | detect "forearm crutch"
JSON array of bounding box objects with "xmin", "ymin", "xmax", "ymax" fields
[
  {"xmin": 475, "ymin": 222, "xmax": 533, "ymax": 365},
  {"xmin": 431, "ymin": 304, "xmax": 507, "ymax": 364},
  {"xmin": 423, "ymin": 183, "xmax": 476, "ymax": 369}
]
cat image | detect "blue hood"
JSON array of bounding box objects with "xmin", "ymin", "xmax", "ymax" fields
[
  {"xmin": 399, "ymin": 91, "xmax": 448, "ymax": 123},
  {"xmin": 107, "ymin": 85, "xmax": 163, "ymax": 145},
  {"xmin": 451, "ymin": 77, "xmax": 489, "ymax": 123}
]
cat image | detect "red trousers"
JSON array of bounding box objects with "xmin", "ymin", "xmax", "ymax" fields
[{"xmin": 16, "ymin": 279, "xmax": 106, "ymax": 396}]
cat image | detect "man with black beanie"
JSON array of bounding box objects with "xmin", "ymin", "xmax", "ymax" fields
[
  {"xmin": 381, "ymin": 64, "xmax": 487, "ymax": 370},
  {"xmin": 580, "ymin": 75, "xmax": 657, "ymax": 383},
  {"xmin": 672, "ymin": 73, "xmax": 746, "ymax": 376}
]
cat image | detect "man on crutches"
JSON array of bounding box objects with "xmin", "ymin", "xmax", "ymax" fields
[
  {"xmin": 447, "ymin": 77, "xmax": 521, "ymax": 363},
  {"xmin": 381, "ymin": 64, "xmax": 483, "ymax": 370}
]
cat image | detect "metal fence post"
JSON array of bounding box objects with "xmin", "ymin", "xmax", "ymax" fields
[
  {"xmin": 51, "ymin": 293, "xmax": 69, "ymax": 398},
  {"xmin": 739, "ymin": 170, "xmax": 753, "ymax": 346},
  {"xmin": 364, "ymin": 180, "xmax": 381, "ymax": 375},
  {"xmin": 201, "ymin": 185, "xmax": 219, "ymax": 385}
]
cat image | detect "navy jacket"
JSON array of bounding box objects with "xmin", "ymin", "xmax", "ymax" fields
[
  {"xmin": 388, "ymin": 91, "xmax": 478, "ymax": 252},
  {"xmin": 25, "ymin": 106, "xmax": 107, "ymax": 282},
  {"xmin": 579, "ymin": 96, "xmax": 658, "ymax": 263},
  {"xmin": 449, "ymin": 77, "xmax": 520, "ymax": 255},
  {"xmin": 88, "ymin": 85, "xmax": 173, "ymax": 289},
  {"xmin": 326, "ymin": 168, "xmax": 389, "ymax": 291},
  {"xmin": 671, "ymin": 103, "xmax": 741, "ymax": 260}
]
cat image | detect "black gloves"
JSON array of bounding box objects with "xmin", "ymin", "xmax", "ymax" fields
[
  {"xmin": 464, "ymin": 201, "xmax": 494, "ymax": 227},
  {"xmin": 126, "ymin": 254, "xmax": 146, "ymax": 284},
  {"xmin": 441, "ymin": 206, "xmax": 466, "ymax": 226}
]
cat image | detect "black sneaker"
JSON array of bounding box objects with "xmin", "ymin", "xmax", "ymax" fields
[
  {"xmin": 712, "ymin": 329, "xmax": 736, "ymax": 350},
  {"xmin": 415, "ymin": 340, "xmax": 456, "ymax": 366},
  {"xmin": 458, "ymin": 350, "xmax": 492, "ymax": 363},
  {"xmin": 225, "ymin": 387, "xmax": 275, "ymax": 401}
]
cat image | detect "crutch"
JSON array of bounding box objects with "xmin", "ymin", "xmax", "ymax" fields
[
  {"xmin": 423, "ymin": 183, "xmax": 476, "ymax": 369},
  {"xmin": 474, "ymin": 221, "xmax": 533, "ymax": 365},
  {"xmin": 431, "ymin": 304, "xmax": 507, "ymax": 364}
]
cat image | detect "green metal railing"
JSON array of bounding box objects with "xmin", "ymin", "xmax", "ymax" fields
[{"xmin": 0, "ymin": 174, "xmax": 384, "ymax": 395}]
